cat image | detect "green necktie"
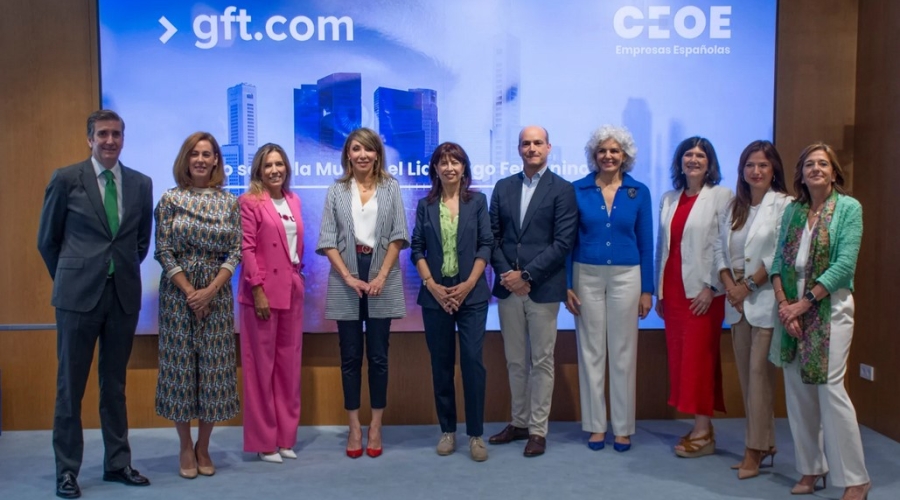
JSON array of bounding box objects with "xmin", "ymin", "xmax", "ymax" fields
[{"xmin": 102, "ymin": 169, "xmax": 119, "ymax": 274}]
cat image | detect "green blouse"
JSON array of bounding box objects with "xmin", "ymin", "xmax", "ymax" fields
[{"xmin": 439, "ymin": 200, "xmax": 459, "ymax": 277}]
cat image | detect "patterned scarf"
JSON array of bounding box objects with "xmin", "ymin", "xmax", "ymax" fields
[{"xmin": 779, "ymin": 191, "xmax": 838, "ymax": 384}]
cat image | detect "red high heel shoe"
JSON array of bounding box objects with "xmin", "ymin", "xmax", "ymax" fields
[
  {"xmin": 346, "ymin": 428, "xmax": 363, "ymax": 459},
  {"xmin": 366, "ymin": 427, "xmax": 383, "ymax": 458}
]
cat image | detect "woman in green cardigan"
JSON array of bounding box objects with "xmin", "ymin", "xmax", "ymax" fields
[{"xmin": 771, "ymin": 143, "xmax": 870, "ymax": 500}]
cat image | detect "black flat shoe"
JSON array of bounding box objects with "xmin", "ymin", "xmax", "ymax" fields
[
  {"xmin": 102, "ymin": 465, "xmax": 150, "ymax": 486},
  {"xmin": 56, "ymin": 472, "xmax": 81, "ymax": 499}
]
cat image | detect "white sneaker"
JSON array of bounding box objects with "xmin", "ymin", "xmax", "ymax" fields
[
  {"xmin": 258, "ymin": 452, "xmax": 283, "ymax": 464},
  {"xmin": 278, "ymin": 448, "xmax": 297, "ymax": 459},
  {"xmin": 436, "ymin": 433, "xmax": 456, "ymax": 456}
]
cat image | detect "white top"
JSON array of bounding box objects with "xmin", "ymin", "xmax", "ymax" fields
[
  {"xmin": 729, "ymin": 204, "xmax": 760, "ymax": 269},
  {"xmin": 350, "ymin": 178, "xmax": 378, "ymax": 248},
  {"xmin": 520, "ymin": 165, "xmax": 548, "ymax": 226},
  {"xmin": 272, "ymin": 197, "xmax": 300, "ymax": 264},
  {"xmin": 795, "ymin": 222, "xmax": 814, "ymax": 292},
  {"xmin": 91, "ymin": 156, "xmax": 123, "ymax": 224}
]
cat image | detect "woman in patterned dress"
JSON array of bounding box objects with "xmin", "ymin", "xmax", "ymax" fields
[{"xmin": 154, "ymin": 132, "xmax": 241, "ymax": 479}]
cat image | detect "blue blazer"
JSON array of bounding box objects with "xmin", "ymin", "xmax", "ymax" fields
[
  {"xmin": 37, "ymin": 159, "xmax": 153, "ymax": 314},
  {"xmin": 410, "ymin": 192, "xmax": 493, "ymax": 309},
  {"xmin": 489, "ymin": 169, "xmax": 578, "ymax": 303}
]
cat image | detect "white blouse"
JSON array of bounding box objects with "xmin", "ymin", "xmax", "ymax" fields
[
  {"xmin": 350, "ymin": 178, "xmax": 378, "ymax": 248},
  {"xmin": 272, "ymin": 197, "xmax": 300, "ymax": 264}
]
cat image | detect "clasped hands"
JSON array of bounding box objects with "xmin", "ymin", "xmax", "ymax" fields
[
  {"xmin": 344, "ymin": 274, "xmax": 387, "ymax": 298},
  {"xmin": 428, "ymin": 279, "xmax": 476, "ymax": 314},
  {"xmin": 499, "ymin": 270, "xmax": 531, "ymax": 297},
  {"xmin": 778, "ymin": 299, "xmax": 811, "ymax": 338},
  {"xmin": 185, "ymin": 285, "xmax": 215, "ymax": 320},
  {"xmin": 724, "ymin": 280, "xmax": 751, "ymax": 314}
]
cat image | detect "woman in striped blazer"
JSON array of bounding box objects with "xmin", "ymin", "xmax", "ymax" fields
[{"xmin": 316, "ymin": 128, "xmax": 410, "ymax": 459}]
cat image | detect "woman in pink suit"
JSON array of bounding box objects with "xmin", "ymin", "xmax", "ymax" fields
[{"xmin": 238, "ymin": 143, "xmax": 305, "ymax": 463}]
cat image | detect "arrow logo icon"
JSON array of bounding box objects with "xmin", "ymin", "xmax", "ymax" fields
[{"xmin": 159, "ymin": 16, "xmax": 177, "ymax": 44}]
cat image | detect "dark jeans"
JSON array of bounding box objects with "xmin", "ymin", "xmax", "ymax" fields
[
  {"xmin": 422, "ymin": 276, "xmax": 488, "ymax": 437},
  {"xmin": 337, "ymin": 252, "xmax": 391, "ymax": 410},
  {"xmin": 54, "ymin": 277, "xmax": 138, "ymax": 476}
]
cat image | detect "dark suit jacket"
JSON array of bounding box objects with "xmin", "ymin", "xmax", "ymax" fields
[
  {"xmin": 489, "ymin": 169, "xmax": 577, "ymax": 303},
  {"xmin": 37, "ymin": 159, "xmax": 153, "ymax": 314},
  {"xmin": 411, "ymin": 192, "xmax": 493, "ymax": 309}
]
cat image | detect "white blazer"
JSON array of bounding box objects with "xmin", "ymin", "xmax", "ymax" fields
[
  {"xmin": 714, "ymin": 190, "xmax": 792, "ymax": 327},
  {"xmin": 655, "ymin": 184, "xmax": 733, "ymax": 300}
]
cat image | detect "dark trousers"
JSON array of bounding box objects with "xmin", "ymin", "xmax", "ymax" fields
[
  {"xmin": 422, "ymin": 276, "xmax": 488, "ymax": 437},
  {"xmin": 337, "ymin": 252, "xmax": 391, "ymax": 410},
  {"xmin": 53, "ymin": 277, "xmax": 138, "ymax": 477}
]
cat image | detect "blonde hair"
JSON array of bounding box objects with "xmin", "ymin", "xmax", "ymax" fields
[
  {"xmin": 337, "ymin": 128, "xmax": 393, "ymax": 185},
  {"xmin": 247, "ymin": 143, "xmax": 291, "ymax": 197}
]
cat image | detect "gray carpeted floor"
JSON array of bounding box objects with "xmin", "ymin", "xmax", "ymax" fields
[{"xmin": 0, "ymin": 419, "xmax": 894, "ymax": 499}]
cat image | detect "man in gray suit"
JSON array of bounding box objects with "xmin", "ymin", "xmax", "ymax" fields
[
  {"xmin": 38, "ymin": 110, "xmax": 153, "ymax": 498},
  {"xmin": 488, "ymin": 126, "xmax": 577, "ymax": 457}
]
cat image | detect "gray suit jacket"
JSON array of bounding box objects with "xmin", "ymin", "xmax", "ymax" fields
[
  {"xmin": 490, "ymin": 169, "xmax": 577, "ymax": 303},
  {"xmin": 37, "ymin": 159, "xmax": 153, "ymax": 314},
  {"xmin": 316, "ymin": 177, "xmax": 410, "ymax": 320}
]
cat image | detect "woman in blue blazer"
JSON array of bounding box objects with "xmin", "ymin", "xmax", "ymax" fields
[
  {"xmin": 411, "ymin": 142, "xmax": 493, "ymax": 462},
  {"xmin": 565, "ymin": 125, "xmax": 653, "ymax": 452}
]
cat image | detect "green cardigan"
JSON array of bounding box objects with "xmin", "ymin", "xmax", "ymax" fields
[{"xmin": 772, "ymin": 194, "xmax": 863, "ymax": 293}]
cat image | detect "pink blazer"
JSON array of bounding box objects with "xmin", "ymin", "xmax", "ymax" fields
[{"xmin": 238, "ymin": 190, "xmax": 304, "ymax": 309}]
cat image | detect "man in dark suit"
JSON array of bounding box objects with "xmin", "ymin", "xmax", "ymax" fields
[
  {"xmin": 487, "ymin": 125, "xmax": 577, "ymax": 457},
  {"xmin": 38, "ymin": 110, "xmax": 153, "ymax": 498}
]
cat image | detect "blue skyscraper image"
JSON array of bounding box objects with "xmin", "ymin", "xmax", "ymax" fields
[
  {"xmin": 223, "ymin": 83, "xmax": 257, "ymax": 191},
  {"xmin": 490, "ymin": 34, "xmax": 521, "ymax": 167},
  {"xmin": 374, "ymin": 87, "xmax": 439, "ymax": 162},
  {"xmin": 318, "ymin": 73, "xmax": 361, "ymax": 149},
  {"xmin": 623, "ymin": 97, "xmax": 652, "ymax": 186},
  {"xmin": 294, "ymin": 84, "xmax": 319, "ymax": 162}
]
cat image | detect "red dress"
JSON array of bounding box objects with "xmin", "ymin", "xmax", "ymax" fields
[{"xmin": 663, "ymin": 192, "xmax": 726, "ymax": 416}]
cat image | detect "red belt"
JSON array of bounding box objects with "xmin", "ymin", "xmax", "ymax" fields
[{"xmin": 356, "ymin": 244, "xmax": 373, "ymax": 255}]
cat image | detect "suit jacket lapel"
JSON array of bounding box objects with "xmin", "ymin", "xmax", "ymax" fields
[
  {"xmin": 119, "ymin": 165, "xmax": 141, "ymax": 236},
  {"xmin": 427, "ymin": 200, "xmax": 443, "ymax": 248},
  {"xmin": 456, "ymin": 196, "xmax": 472, "ymax": 247},
  {"xmin": 262, "ymin": 191, "xmax": 292, "ymax": 261},
  {"xmin": 510, "ymin": 174, "xmax": 523, "ymax": 236},
  {"xmin": 338, "ymin": 182, "xmax": 356, "ymax": 242},
  {"xmin": 287, "ymin": 192, "xmax": 303, "ymax": 257},
  {"xmin": 520, "ymin": 171, "xmax": 552, "ymax": 234},
  {"xmin": 80, "ymin": 161, "xmax": 112, "ymax": 237},
  {"xmin": 745, "ymin": 189, "xmax": 774, "ymax": 248}
]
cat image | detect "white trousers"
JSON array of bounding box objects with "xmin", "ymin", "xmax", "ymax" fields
[
  {"xmin": 498, "ymin": 294, "xmax": 560, "ymax": 437},
  {"xmin": 573, "ymin": 263, "xmax": 640, "ymax": 436},
  {"xmin": 783, "ymin": 287, "xmax": 869, "ymax": 488}
]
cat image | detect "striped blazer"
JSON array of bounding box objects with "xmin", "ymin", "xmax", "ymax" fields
[{"xmin": 316, "ymin": 177, "xmax": 410, "ymax": 320}]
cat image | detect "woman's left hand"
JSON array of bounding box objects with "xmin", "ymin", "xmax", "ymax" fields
[
  {"xmin": 725, "ymin": 281, "xmax": 750, "ymax": 308},
  {"xmin": 778, "ymin": 299, "xmax": 810, "ymax": 324},
  {"xmin": 187, "ymin": 286, "xmax": 217, "ymax": 311},
  {"xmin": 638, "ymin": 293, "xmax": 652, "ymax": 319},
  {"xmin": 446, "ymin": 280, "xmax": 476, "ymax": 311},
  {"xmin": 689, "ymin": 287, "xmax": 715, "ymax": 316},
  {"xmin": 368, "ymin": 275, "xmax": 386, "ymax": 297}
]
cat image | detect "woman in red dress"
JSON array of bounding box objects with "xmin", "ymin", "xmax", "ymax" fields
[{"xmin": 655, "ymin": 137, "xmax": 733, "ymax": 457}]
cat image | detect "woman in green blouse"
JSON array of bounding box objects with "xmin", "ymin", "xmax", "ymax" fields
[
  {"xmin": 771, "ymin": 143, "xmax": 870, "ymax": 499},
  {"xmin": 411, "ymin": 142, "xmax": 494, "ymax": 462}
]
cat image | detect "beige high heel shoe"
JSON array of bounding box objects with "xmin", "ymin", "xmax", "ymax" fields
[
  {"xmin": 731, "ymin": 446, "xmax": 776, "ymax": 469},
  {"xmin": 791, "ymin": 474, "xmax": 827, "ymax": 495}
]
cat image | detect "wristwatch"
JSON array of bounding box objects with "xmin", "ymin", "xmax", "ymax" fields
[
  {"xmin": 745, "ymin": 276, "xmax": 759, "ymax": 292},
  {"xmin": 803, "ymin": 290, "xmax": 819, "ymax": 306},
  {"xmin": 520, "ymin": 270, "xmax": 532, "ymax": 282}
]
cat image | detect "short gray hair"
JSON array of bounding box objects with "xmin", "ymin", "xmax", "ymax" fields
[{"xmin": 584, "ymin": 125, "xmax": 637, "ymax": 173}]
